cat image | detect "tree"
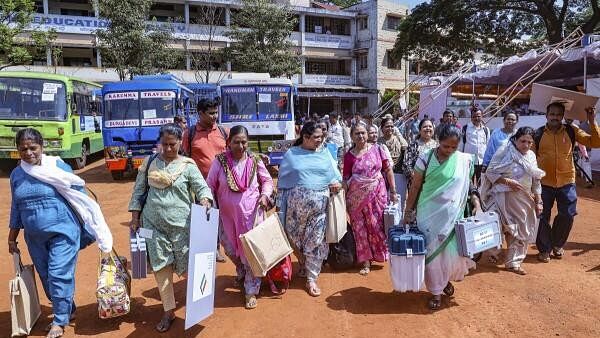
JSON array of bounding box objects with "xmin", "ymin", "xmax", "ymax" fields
[
  {"xmin": 95, "ymin": 0, "xmax": 181, "ymax": 81},
  {"xmin": 191, "ymin": 5, "xmax": 227, "ymax": 83},
  {"xmin": 328, "ymin": 0, "xmax": 361, "ymax": 9},
  {"xmin": 223, "ymin": 0, "xmax": 301, "ymax": 78},
  {"xmin": 392, "ymin": 0, "xmax": 600, "ymax": 72},
  {"xmin": 0, "ymin": 0, "xmax": 58, "ymax": 69}
]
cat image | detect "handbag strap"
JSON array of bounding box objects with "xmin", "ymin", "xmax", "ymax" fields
[
  {"xmin": 12, "ymin": 253, "xmax": 22, "ymax": 277},
  {"xmin": 253, "ymin": 204, "xmax": 265, "ymax": 228}
]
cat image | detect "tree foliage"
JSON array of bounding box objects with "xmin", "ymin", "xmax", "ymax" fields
[
  {"xmin": 0, "ymin": 0, "xmax": 58, "ymax": 69},
  {"xmin": 392, "ymin": 0, "xmax": 600, "ymax": 72},
  {"xmin": 223, "ymin": 0, "xmax": 301, "ymax": 78},
  {"xmin": 95, "ymin": 0, "xmax": 181, "ymax": 81},
  {"xmin": 327, "ymin": 0, "xmax": 361, "ymax": 9}
]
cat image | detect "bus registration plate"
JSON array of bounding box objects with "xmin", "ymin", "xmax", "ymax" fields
[
  {"xmin": 132, "ymin": 158, "xmax": 144, "ymax": 168},
  {"xmin": 9, "ymin": 151, "xmax": 19, "ymax": 159}
]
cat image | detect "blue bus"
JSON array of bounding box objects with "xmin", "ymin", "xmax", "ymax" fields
[
  {"xmin": 217, "ymin": 77, "xmax": 296, "ymax": 165},
  {"xmin": 184, "ymin": 82, "xmax": 218, "ymax": 125},
  {"xmin": 101, "ymin": 74, "xmax": 194, "ymax": 179}
]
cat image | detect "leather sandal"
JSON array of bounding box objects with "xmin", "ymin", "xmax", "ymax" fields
[
  {"xmin": 428, "ymin": 295, "xmax": 442, "ymax": 311},
  {"xmin": 443, "ymin": 282, "xmax": 455, "ymax": 296},
  {"xmin": 507, "ymin": 266, "xmax": 527, "ymax": 275}
]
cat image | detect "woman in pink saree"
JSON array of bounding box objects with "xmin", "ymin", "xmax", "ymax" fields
[
  {"xmin": 207, "ymin": 126, "xmax": 274, "ymax": 309},
  {"xmin": 343, "ymin": 123, "xmax": 398, "ymax": 275}
]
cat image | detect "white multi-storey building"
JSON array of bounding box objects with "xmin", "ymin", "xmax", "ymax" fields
[{"xmin": 9, "ymin": 0, "xmax": 409, "ymax": 115}]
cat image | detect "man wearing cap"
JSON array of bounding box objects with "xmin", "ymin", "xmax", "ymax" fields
[{"xmin": 535, "ymin": 103, "xmax": 600, "ymax": 263}]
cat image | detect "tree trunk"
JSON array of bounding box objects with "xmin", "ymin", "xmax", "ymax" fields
[{"xmin": 581, "ymin": 0, "xmax": 600, "ymax": 34}]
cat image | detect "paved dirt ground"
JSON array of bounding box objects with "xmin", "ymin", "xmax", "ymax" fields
[{"xmin": 1, "ymin": 157, "xmax": 599, "ymax": 338}]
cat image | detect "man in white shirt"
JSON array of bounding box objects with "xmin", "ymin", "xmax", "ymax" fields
[
  {"xmin": 328, "ymin": 111, "xmax": 351, "ymax": 167},
  {"xmin": 461, "ymin": 109, "xmax": 490, "ymax": 185}
]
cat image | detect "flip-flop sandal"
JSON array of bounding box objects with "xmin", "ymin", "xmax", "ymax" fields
[
  {"xmin": 245, "ymin": 295, "xmax": 257, "ymax": 309},
  {"xmin": 359, "ymin": 267, "xmax": 370, "ymax": 276},
  {"xmin": 306, "ymin": 282, "xmax": 321, "ymax": 297},
  {"xmin": 155, "ymin": 315, "xmax": 175, "ymax": 333},
  {"xmin": 443, "ymin": 282, "xmax": 455, "ymax": 296},
  {"xmin": 46, "ymin": 325, "xmax": 64, "ymax": 338},
  {"xmin": 552, "ymin": 248, "xmax": 564, "ymax": 259},
  {"xmin": 507, "ymin": 266, "xmax": 527, "ymax": 275},
  {"xmin": 428, "ymin": 296, "xmax": 442, "ymax": 311}
]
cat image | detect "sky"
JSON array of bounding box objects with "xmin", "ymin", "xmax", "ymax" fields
[{"xmin": 404, "ymin": 0, "xmax": 425, "ymax": 8}]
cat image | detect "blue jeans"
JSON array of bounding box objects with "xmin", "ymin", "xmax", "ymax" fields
[{"xmin": 536, "ymin": 184, "xmax": 577, "ymax": 254}]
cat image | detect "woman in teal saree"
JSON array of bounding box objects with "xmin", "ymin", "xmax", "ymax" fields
[{"xmin": 404, "ymin": 124, "xmax": 481, "ymax": 310}]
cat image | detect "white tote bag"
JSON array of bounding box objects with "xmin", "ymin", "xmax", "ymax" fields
[
  {"xmin": 326, "ymin": 190, "xmax": 348, "ymax": 243},
  {"xmin": 240, "ymin": 210, "xmax": 293, "ymax": 277},
  {"xmin": 10, "ymin": 253, "xmax": 41, "ymax": 337}
]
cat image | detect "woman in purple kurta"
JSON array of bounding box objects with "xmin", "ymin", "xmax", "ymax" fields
[{"xmin": 207, "ymin": 126, "xmax": 273, "ymax": 309}]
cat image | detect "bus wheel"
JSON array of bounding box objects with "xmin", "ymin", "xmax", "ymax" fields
[
  {"xmin": 111, "ymin": 170, "xmax": 124, "ymax": 180},
  {"xmin": 70, "ymin": 143, "xmax": 88, "ymax": 170}
]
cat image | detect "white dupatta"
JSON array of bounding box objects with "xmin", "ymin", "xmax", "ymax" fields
[{"xmin": 20, "ymin": 155, "xmax": 113, "ymax": 253}]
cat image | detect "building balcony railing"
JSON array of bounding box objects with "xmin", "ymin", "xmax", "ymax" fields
[{"xmin": 26, "ymin": 14, "xmax": 353, "ymax": 49}]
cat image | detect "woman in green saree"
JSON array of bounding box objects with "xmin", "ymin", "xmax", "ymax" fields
[{"xmin": 404, "ymin": 124, "xmax": 481, "ymax": 310}]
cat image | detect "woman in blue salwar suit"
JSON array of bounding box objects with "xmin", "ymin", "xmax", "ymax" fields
[{"xmin": 8, "ymin": 128, "xmax": 97, "ymax": 338}]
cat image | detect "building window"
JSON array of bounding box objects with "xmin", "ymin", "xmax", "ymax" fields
[
  {"xmin": 359, "ymin": 54, "xmax": 368, "ymax": 70},
  {"xmin": 386, "ymin": 51, "xmax": 401, "ymax": 70},
  {"xmin": 331, "ymin": 18, "xmax": 350, "ymax": 35},
  {"xmin": 386, "ymin": 15, "xmax": 402, "ymax": 30},
  {"xmin": 60, "ymin": 8, "xmax": 94, "ymax": 17},
  {"xmin": 34, "ymin": 1, "xmax": 44, "ymax": 13},
  {"xmin": 150, "ymin": 4, "xmax": 175, "ymax": 11},
  {"xmin": 358, "ymin": 17, "xmax": 368, "ymax": 30},
  {"xmin": 305, "ymin": 16, "xmax": 324, "ymax": 34}
]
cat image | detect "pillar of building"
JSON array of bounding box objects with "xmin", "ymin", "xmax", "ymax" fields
[
  {"xmin": 185, "ymin": 39, "xmax": 191, "ymax": 71},
  {"xmin": 96, "ymin": 48, "xmax": 102, "ymax": 68},
  {"xmin": 299, "ymin": 13, "xmax": 306, "ymax": 84},
  {"xmin": 351, "ymin": 58, "xmax": 357, "ymax": 86},
  {"xmin": 225, "ymin": 6, "xmax": 231, "ymax": 26},
  {"xmin": 184, "ymin": 2, "xmax": 190, "ymax": 27},
  {"xmin": 43, "ymin": 0, "xmax": 49, "ymax": 14},
  {"xmin": 46, "ymin": 48, "xmax": 52, "ymax": 66}
]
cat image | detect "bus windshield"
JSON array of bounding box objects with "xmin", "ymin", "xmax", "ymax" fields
[
  {"xmin": 257, "ymin": 86, "xmax": 291, "ymax": 121},
  {"xmin": 103, "ymin": 91, "xmax": 139, "ymax": 124},
  {"xmin": 221, "ymin": 86, "xmax": 257, "ymax": 122},
  {"xmin": 140, "ymin": 91, "xmax": 176, "ymax": 122},
  {"xmin": 0, "ymin": 77, "xmax": 68, "ymax": 121}
]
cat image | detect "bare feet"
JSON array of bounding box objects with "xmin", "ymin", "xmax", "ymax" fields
[
  {"xmin": 46, "ymin": 325, "xmax": 64, "ymax": 338},
  {"xmin": 306, "ymin": 281, "xmax": 321, "ymax": 297}
]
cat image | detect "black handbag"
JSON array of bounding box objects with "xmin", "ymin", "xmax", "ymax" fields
[
  {"xmin": 327, "ymin": 223, "xmax": 356, "ymax": 270},
  {"xmin": 138, "ymin": 154, "xmax": 158, "ymax": 211}
]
